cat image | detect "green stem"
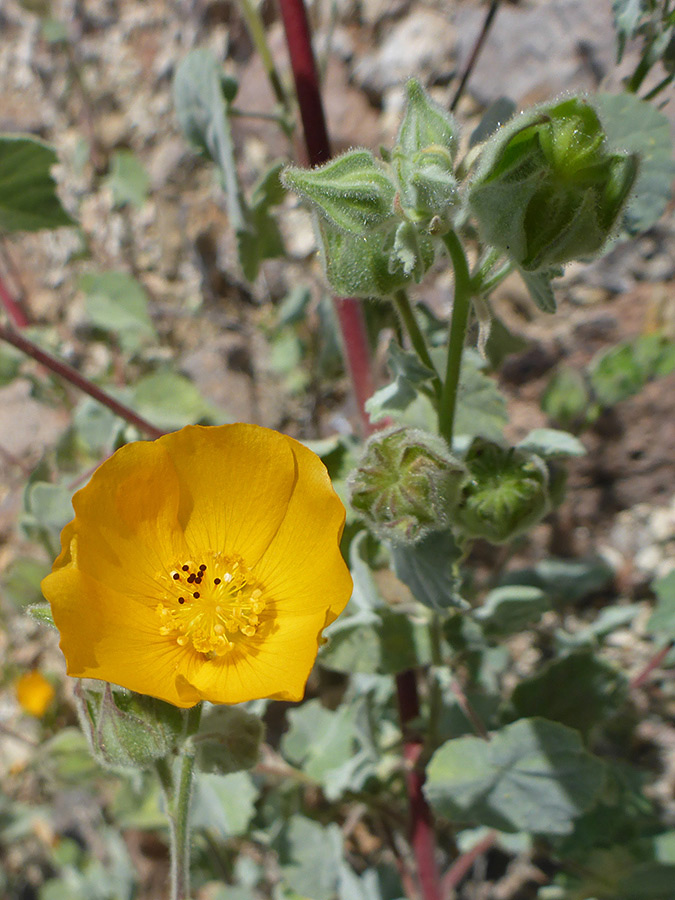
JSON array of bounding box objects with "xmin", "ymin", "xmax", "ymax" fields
[
  {"xmin": 392, "ymin": 289, "xmax": 442, "ymax": 399},
  {"xmin": 438, "ymin": 231, "xmax": 473, "ymax": 446},
  {"xmin": 237, "ymin": 0, "xmax": 293, "ymax": 132},
  {"xmin": 159, "ymin": 704, "xmax": 203, "ymax": 900}
]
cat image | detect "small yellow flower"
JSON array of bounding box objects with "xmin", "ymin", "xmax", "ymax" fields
[
  {"xmin": 41, "ymin": 424, "xmax": 352, "ymax": 708},
  {"xmin": 16, "ymin": 670, "xmax": 55, "ymax": 717}
]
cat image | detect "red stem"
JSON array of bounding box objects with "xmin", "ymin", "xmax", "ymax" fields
[
  {"xmin": 0, "ymin": 322, "xmax": 164, "ymax": 440},
  {"xmin": 630, "ymin": 642, "xmax": 673, "ymax": 690},
  {"xmin": 0, "ymin": 274, "xmax": 29, "ymax": 328},
  {"xmin": 396, "ymin": 670, "xmax": 443, "ymax": 900},
  {"xmin": 277, "ymin": 0, "xmax": 375, "ymax": 437},
  {"xmin": 441, "ymin": 830, "xmax": 497, "ymax": 896}
]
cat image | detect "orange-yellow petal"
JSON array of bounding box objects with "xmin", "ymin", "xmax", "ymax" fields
[
  {"xmin": 178, "ymin": 608, "xmax": 330, "ymax": 704},
  {"xmin": 57, "ymin": 439, "xmax": 186, "ymax": 599},
  {"xmin": 43, "ymin": 566, "xmax": 200, "ymax": 707},
  {"xmin": 159, "ymin": 424, "xmax": 297, "ymax": 564},
  {"xmin": 254, "ymin": 436, "xmax": 352, "ymax": 625}
]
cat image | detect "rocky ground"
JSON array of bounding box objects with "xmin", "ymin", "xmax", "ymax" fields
[{"xmin": 0, "ymin": 0, "xmax": 674, "ymax": 897}]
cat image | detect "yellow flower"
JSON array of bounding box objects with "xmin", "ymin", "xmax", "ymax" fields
[
  {"xmin": 16, "ymin": 670, "xmax": 55, "ymax": 717},
  {"xmin": 41, "ymin": 424, "xmax": 352, "ymax": 708}
]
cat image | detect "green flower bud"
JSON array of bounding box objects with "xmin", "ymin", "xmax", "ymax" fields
[
  {"xmin": 455, "ymin": 438, "xmax": 550, "ymax": 544},
  {"xmin": 282, "ymin": 149, "xmax": 396, "ymax": 235},
  {"xmin": 348, "ymin": 426, "xmax": 466, "ymax": 545},
  {"xmin": 396, "ymin": 79, "xmax": 459, "ymax": 161},
  {"xmin": 468, "ymin": 97, "xmax": 639, "ymax": 272},
  {"xmin": 74, "ymin": 683, "xmax": 185, "ymax": 771},
  {"xmin": 396, "ymin": 148, "xmax": 458, "ymax": 225},
  {"xmin": 316, "ymin": 217, "xmax": 435, "ymax": 299},
  {"xmin": 394, "ymin": 79, "xmax": 459, "ymax": 225}
]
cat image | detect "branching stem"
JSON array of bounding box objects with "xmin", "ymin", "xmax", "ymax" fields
[
  {"xmin": 393, "ymin": 290, "xmax": 442, "ymax": 399},
  {"xmin": 438, "ymin": 232, "xmax": 473, "ymax": 445}
]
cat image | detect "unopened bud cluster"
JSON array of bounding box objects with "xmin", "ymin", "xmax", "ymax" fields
[
  {"xmin": 468, "ymin": 97, "xmax": 638, "ymax": 273},
  {"xmin": 282, "ymin": 79, "xmax": 458, "ymax": 299},
  {"xmin": 348, "ymin": 426, "xmax": 465, "ymax": 545},
  {"xmin": 350, "ymin": 431, "xmax": 560, "ymax": 547},
  {"xmin": 454, "ymin": 438, "xmax": 551, "ymax": 543}
]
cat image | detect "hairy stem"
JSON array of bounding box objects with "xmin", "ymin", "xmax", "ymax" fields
[
  {"xmin": 438, "ymin": 232, "xmax": 472, "ymax": 445},
  {"xmin": 393, "ymin": 290, "xmax": 442, "ymax": 400},
  {"xmin": 0, "ymin": 322, "xmax": 164, "ymax": 440},
  {"xmin": 169, "ymin": 704, "xmax": 202, "ymax": 900}
]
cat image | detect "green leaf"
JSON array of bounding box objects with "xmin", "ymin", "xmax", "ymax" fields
[
  {"xmin": 500, "ymin": 556, "xmax": 614, "ymax": 604},
  {"xmin": 283, "ymin": 150, "xmax": 396, "ymax": 234},
  {"xmin": 73, "ymin": 398, "xmax": 123, "ymax": 454},
  {"xmin": 592, "ymin": 92, "xmax": 675, "ymax": 233},
  {"xmin": 80, "ymin": 270, "xmax": 156, "ymax": 353},
  {"xmin": 130, "ymin": 370, "xmax": 224, "ymax": 430},
  {"xmin": 612, "ymin": 0, "xmax": 647, "ymax": 61},
  {"xmin": 425, "ymin": 717, "xmax": 605, "ymax": 835},
  {"xmin": 24, "ymin": 481, "xmax": 74, "ymax": 532},
  {"xmin": 190, "ymin": 772, "xmax": 258, "ymax": 838},
  {"xmin": 37, "ymin": 728, "xmax": 102, "ymax": 783},
  {"xmin": 321, "ymin": 607, "xmax": 433, "ymax": 675},
  {"xmin": 281, "ymin": 699, "xmax": 359, "ymax": 797},
  {"xmin": 173, "ymin": 50, "xmax": 254, "ymax": 276},
  {"xmin": 0, "ymin": 136, "xmax": 75, "ymax": 232},
  {"xmin": 365, "ymin": 340, "xmax": 436, "ymax": 426},
  {"xmin": 646, "ymin": 570, "xmax": 675, "ymax": 640},
  {"xmin": 2, "ymin": 556, "xmax": 50, "ymax": 609},
  {"xmin": 474, "ymin": 585, "xmax": 549, "ymax": 637},
  {"xmin": 589, "ymin": 341, "xmax": 646, "ymax": 407},
  {"xmin": 347, "ymin": 529, "xmax": 384, "ymax": 612},
  {"xmin": 105, "ymin": 150, "xmax": 150, "ymax": 208},
  {"xmin": 542, "ymin": 367, "xmax": 592, "ymax": 429},
  {"xmin": 280, "ymin": 816, "xmax": 343, "ymax": 900},
  {"xmin": 454, "ymin": 349, "xmax": 508, "ymax": 442},
  {"xmin": 510, "ymin": 652, "xmax": 628, "ymax": 737},
  {"xmin": 390, "ymin": 530, "xmax": 466, "ymax": 612},
  {"xmin": 619, "ymin": 863, "xmax": 675, "ymax": 900},
  {"xmin": 519, "ymin": 268, "xmax": 558, "ymax": 314},
  {"xmin": 0, "ymin": 344, "xmax": 22, "ymax": 386},
  {"xmin": 194, "ymin": 706, "xmax": 264, "ymax": 775},
  {"xmin": 87, "ymin": 686, "xmax": 185, "ymax": 770},
  {"xmin": 633, "ymin": 332, "xmax": 675, "ymax": 379},
  {"xmin": 517, "ymin": 428, "xmax": 586, "ymax": 460},
  {"xmin": 483, "ymin": 314, "xmax": 528, "ymax": 369}
]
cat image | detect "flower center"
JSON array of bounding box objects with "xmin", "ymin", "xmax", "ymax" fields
[{"xmin": 155, "ymin": 553, "xmax": 267, "ymax": 657}]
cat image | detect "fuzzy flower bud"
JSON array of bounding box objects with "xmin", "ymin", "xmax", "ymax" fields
[
  {"xmin": 455, "ymin": 439, "xmax": 550, "ymax": 544},
  {"xmin": 348, "ymin": 426, "xmax": 466, "ymax": 545},
  {"xmin": 393, "ymin": 79, "xmax": 459, "ymax": 226},
  {"xmin": 468, "ymin": 97, "xmax": 639, "ymax": 272}
]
